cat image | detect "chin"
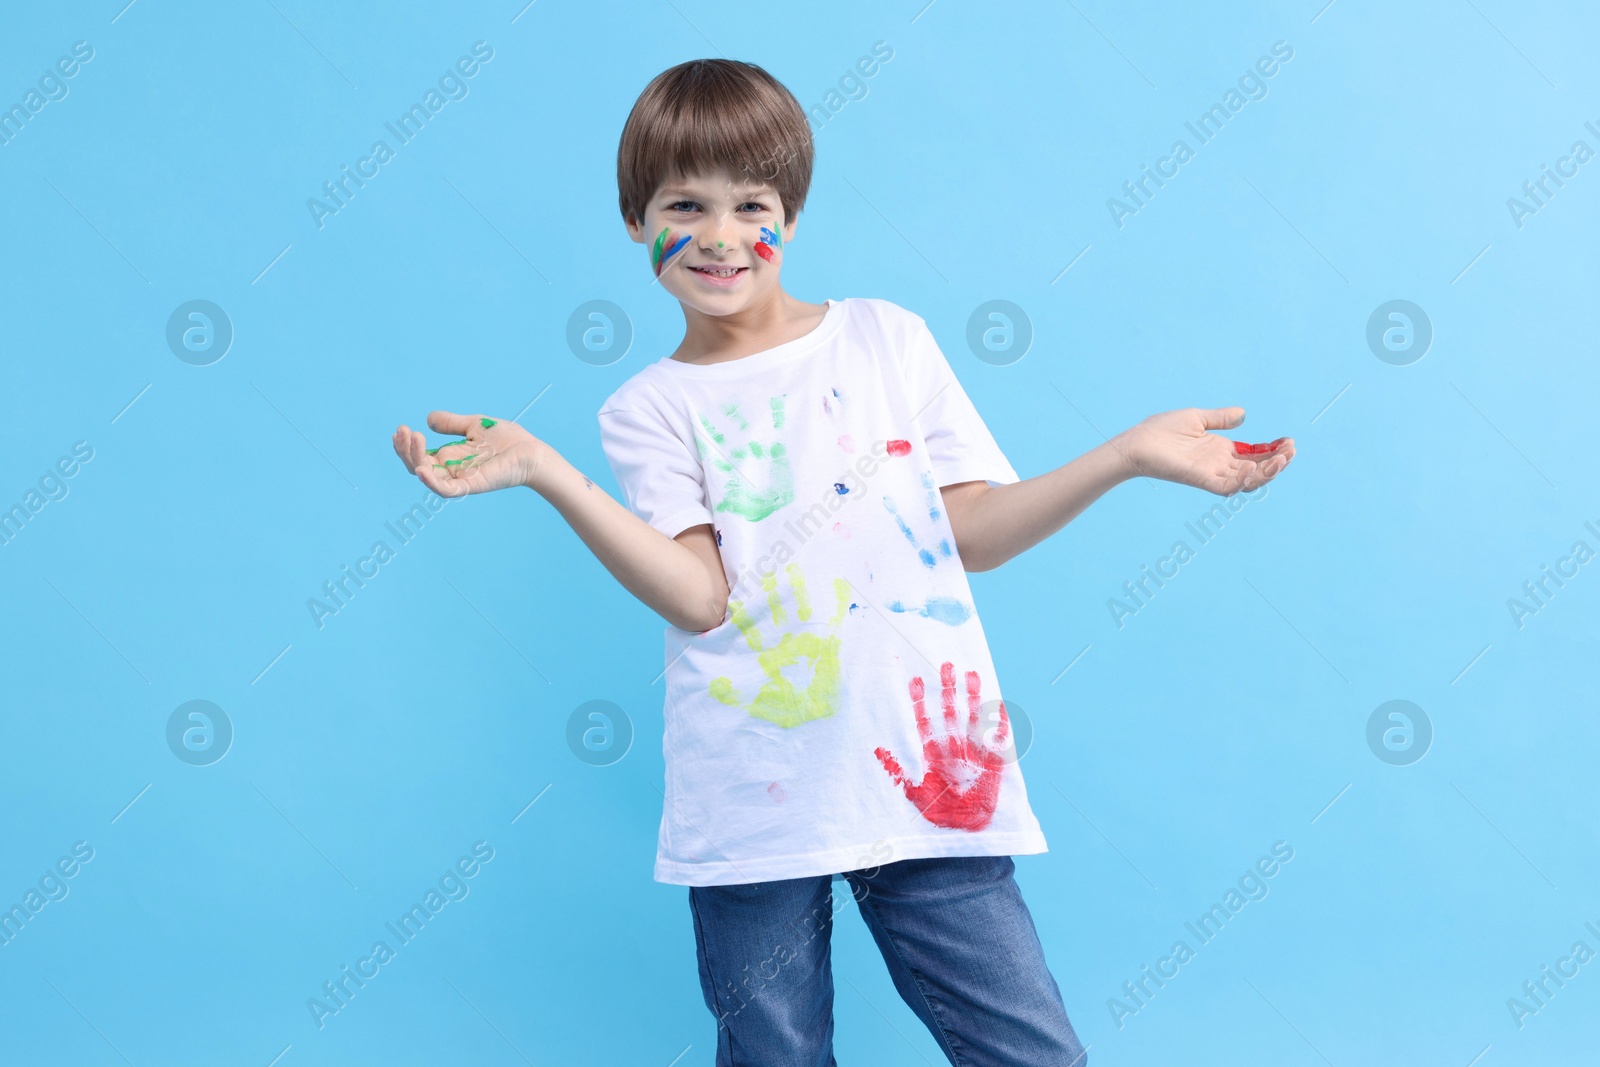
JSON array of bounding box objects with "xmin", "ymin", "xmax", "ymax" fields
[{"xmin": 675, "ymin": 283, "xmax": 766, "ymax": 316}]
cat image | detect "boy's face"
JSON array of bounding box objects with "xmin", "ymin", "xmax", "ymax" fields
[{"xmin": 625, "ymin": 169, "xmax": 795, "ymax": 315}]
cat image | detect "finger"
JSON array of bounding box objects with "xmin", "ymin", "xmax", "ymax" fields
[
  {"xmin": 1200, "ymin": 406, "xmax": 1246, "ymax": 431},
  {"xmin": 427, "ymin": 410, "xmax": 475, "ymax": 436},
  {"xmin": 406, "ymin": 428, "xmax": 434, "ymax": 473},
  {"xmin": 988, "ymin": 697, "xmax": 1010, "ymax": 751},
  {"xmin": 874, "ymin": 745, "xmax": 909, "ymax": 788},
  {"xmin": 415, "ymin": 453, "xmax": 469, "ymax": 497},
  {"xmin": 394, "ymin": 425, "xmax": 426, "ymax": 472}
]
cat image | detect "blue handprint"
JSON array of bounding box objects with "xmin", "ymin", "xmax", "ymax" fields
[
  {"xmin": 881, "ymin": 470, "xmax": 973, "ymax": 626},
  {"xmin": 883, "ymin": 470, "xmax": 952, "ymax": 567}
]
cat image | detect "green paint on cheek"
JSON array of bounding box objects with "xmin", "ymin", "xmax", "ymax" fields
[
  {"xmin": 651, "ymin": 228, "xmax": 670, "ymax": 268},
  {"xmin": 481, "ymin": 417, "xmax": 496, "ymax": 428}
]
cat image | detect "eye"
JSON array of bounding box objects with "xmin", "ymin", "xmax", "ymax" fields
[
  {"xmin": 668, "ymin": 200, "xmax": 699, "ymax": 213},
  {"xmin": 738, "ymin": 201, "xmax": 767, "ymax": 214}
]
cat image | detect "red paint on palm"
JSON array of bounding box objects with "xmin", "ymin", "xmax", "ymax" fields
[
  {"xmin": 874, "ymin": 661, "xmax": 1008, "ymax": 832},
  {"xmin": 1234, "ymin": 437, "xmax": 1287, "ymax": 455}
]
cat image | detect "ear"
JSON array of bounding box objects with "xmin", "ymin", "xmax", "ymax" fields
[
  {"xmin": 624, "ymin": 213, "xmax": 646, "ymax": 244},
  {"xmin": 782, "ymin": 211, "xmax": 799, "ymax": 244}
]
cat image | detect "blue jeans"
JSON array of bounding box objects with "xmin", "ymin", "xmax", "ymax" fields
[{"xmin": 688, "ymin": 854, "xmax": 1087, "ymax": 1066}]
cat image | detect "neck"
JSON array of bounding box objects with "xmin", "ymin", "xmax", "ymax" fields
[{"xmin": 673, "ymin": 288, "xmax": 815, "ymax": 364}]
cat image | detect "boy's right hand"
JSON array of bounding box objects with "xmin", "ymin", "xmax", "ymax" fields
[{"xmin": 392, "ymin": 410, "xmax": 548, "ymax": 498}]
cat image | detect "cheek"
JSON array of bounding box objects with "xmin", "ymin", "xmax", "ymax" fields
[{"xmin": 754, "ymin": 243, "xmax": 775, "ymax": 262}]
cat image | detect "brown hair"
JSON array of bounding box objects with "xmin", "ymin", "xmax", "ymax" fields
[{"xmin": 617, "ymin": 59, "xmax": 814, "ymax": 228}]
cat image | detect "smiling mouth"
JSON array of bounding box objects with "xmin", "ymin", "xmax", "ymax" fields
[{"xmin": 689, "ymin": 265, "xmax": 746, "ymax": 277}]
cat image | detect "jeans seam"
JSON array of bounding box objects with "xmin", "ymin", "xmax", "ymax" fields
[
  {"xmin": 689, "ymin": 889, "xmax": 739, "ymax": 1067},
  {"xmin": 854, "ymin": 887, "xmax": 970, "ymax": 1067}
]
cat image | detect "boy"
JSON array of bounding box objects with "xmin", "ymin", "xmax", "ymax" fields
[{"xmin": 392, "ymin": 58, "xmax": 1292, "ymax": 1067}]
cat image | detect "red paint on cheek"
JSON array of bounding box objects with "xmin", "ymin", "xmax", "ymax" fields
[
  {"xmin": 754, "ymin": 242, "xmax": 775, "ymax": 263},
  {"xmin": 886, "ymin": 439, "xmax": 911, "ymax": 456},
  {"xmin": 1234, "ymin": 437, "xmax": 1287, "ymax": 455}
]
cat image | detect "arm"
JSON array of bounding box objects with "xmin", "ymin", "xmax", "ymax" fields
[
  {"xmin": 942, "ymin": 406, "xmax": 1295, "ymax": 572},
  {"xmin": 393, "ymin": 410, "xmax": 729, "ymax": 633},
  {"xmin": 530, "ymin": 448, "xmax": 729, "ymax": 632}
]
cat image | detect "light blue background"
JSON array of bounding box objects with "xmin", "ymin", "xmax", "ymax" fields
[{"xmin": 2, "ymin": 1, "xmax": 1596, "ymax": 1063}]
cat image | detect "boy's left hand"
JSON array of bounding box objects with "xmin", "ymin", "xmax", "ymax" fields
[{"xmin": 1114, "ymin": 406, "xmax": 1294, "ymax": 496}]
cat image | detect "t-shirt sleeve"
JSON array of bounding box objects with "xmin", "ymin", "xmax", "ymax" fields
[
  {"xmin": 900, "ymin": 312, "xmax": 1021, "ymax": 488},
  {"xmin": 596, "ymin": 396, "xmax": 716, "ymax": 540}
]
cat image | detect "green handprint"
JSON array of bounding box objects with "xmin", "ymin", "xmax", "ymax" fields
[
  {"xmin": 709, "ymin": 563, "xmax": 853, "ymax": 728},
  {"xmin": 694, "ymin": 395, "xmax": 794, "ymax": 522}
]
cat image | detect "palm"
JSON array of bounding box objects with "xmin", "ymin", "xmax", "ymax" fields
[
  {"xmin": 1118, "ymin": 406, "xmax": 1294, "ymax": 496},
  {"xmin": 391, "ymin": 410, "xmax": 543, "ymax": 498}
]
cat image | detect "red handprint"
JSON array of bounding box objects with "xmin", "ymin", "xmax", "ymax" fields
[{"xmin": 874, "ymin": 661, "xmax": 1010, "ymax": 832}]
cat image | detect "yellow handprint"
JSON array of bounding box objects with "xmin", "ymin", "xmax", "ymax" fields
[{"xmin": 709, "ymin": 563, "xmax": 853, "ymax": 728}]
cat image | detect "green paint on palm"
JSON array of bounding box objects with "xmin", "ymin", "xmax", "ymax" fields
[
  {"xmin": 710, "ymin": 567, "xmax": 852, "ymax": 728},
  {"xmin": 442, "ymin": 454, "xmax": 478, "ymax": 466},
  {"xmin": 427, "ymin": 438, "xmax": 471, "ymax": 456},
  {"xmin": 481, "ymin": 417, "xmax": 496, "ymax": 428},
  {"xmin": 695, "ymin": 396, "xmax": 793, "ymax": 521}
]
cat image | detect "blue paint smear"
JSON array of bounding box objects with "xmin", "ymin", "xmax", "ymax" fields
[
  {"xmin": 887, "ymin": 596, "xmax": 972, "ymax": 625},
  {"xmin": 662, "ymin": 233, "xmax": 691, "ymax": 264},
  {"xmin": 833, "ymin": 482, "xmax": 849, "ymax": 495}
]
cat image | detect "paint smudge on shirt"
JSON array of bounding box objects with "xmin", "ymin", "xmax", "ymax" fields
[
  {"xmin": 709, "ymin": 566, "xmax": 853, "ymax": 728},
  {"xmin": 888, "ymin": 595, "xmax": 972, "ymax": 626},
  {"xmin": 873, "ymin": 662, "xmax": 1008, "ymax": 832},
  {"xmin": 833, "ymin": 522, "xmax": 850, "ymax": 538},
  {"xmin": 696, "ymin": 397, "xmax": 795, "ymax": 521},
  {"xmin": 833, "ymin": 482, "xmax": 849, "ymax": 495},
  {"xmin": 768, "ymin": 781, "xmax": 786, "ymax": 804},
  {"xmin": 838, "ymin": 434, "xmax": 855, "ymax": 452},
  {"xmin": 883, "ymin": 474, "xmax": 954, "ymax": 567},
  {"xmin": 886, "ymin": 439, "xmax": 912, "ymax": 457}
]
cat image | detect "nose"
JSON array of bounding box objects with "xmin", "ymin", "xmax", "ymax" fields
[{"xmin": 702, "ymin": 209, "xmax": 739, "ymax": 252}]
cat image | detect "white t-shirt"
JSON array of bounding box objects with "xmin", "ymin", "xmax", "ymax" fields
[{"xmin": 596, "ymin": 297, "xmax": 1048, "ymax": 886}]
